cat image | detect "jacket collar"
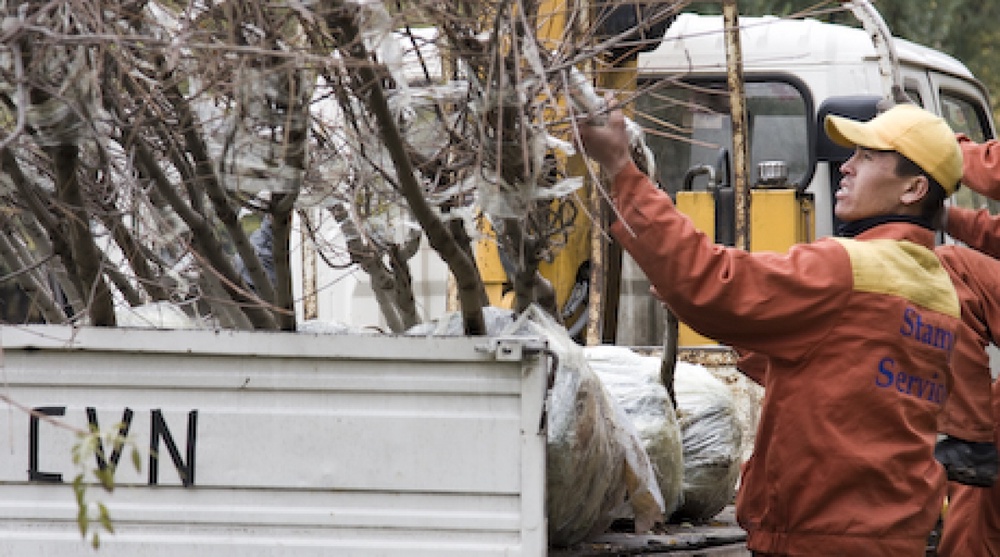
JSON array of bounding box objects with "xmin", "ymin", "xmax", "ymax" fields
[{"xmin": 838, "ymin": 215, "xmax": 937, "ymax": 248}]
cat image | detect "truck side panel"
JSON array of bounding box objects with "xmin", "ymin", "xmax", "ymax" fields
[{"xmin": 0, "ymin": 326, "xmax": 548, "ymax": 556}]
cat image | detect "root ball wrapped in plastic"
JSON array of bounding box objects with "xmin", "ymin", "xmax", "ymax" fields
[
  {"xmin": 670, "ymin": 361, "xmax": 743, "ymax": 523},
  {"xmin": 408, "ymin": 305, "xmax": 664, "ymax": 547},
  {"xmin": 585, "ymin": 346, "xmax": 685, "ymax": 520},
  {"xmin": 505, "ymin": 308, "xmax": 664, "ymax": 546}
]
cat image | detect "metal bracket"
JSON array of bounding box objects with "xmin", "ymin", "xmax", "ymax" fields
[
  {"xmin": 844, "ymin": 0, "xmax": 908, "ymax": 105},
  {"xmin": 478, "ymin": 337, "xmax": 548, "ymax": 361}
]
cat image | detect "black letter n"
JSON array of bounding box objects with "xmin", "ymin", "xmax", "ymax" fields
[{"xmin": 148, "ymin": 410, "xmax": 197, "ymax": 487}]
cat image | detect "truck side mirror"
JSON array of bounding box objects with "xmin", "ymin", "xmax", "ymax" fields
[
  {"xmin": 595, "ymin": 3, "xmax": 677, "ymax": 63},
  {"xmin": 815, "ymin": 96, "xmax": 880, "ymax": 161},
  {"xmin": 815, "ymin": 96, "xmax": 880, "ymax": 233}
]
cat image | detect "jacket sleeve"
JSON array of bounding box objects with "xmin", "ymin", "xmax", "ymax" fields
[
  {"xmin": 608, "ymin": 162, "xmax": 852, "ymax": 362},
  {"xmin": 959, "ymin": 135, "xmax": 1000, "ymax": 198},
  {"xmin": 943, "ymin": 246, "xmax": 1000, "ymax": 352},
  {"xmin": 735, "ymin": 348, "xmax": 768, "ymax": 386},
  {"xmin": 946, "ymin": 206, "xmax": 1000, "ymax": 259}
]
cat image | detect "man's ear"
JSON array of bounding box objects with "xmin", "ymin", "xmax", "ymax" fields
[{"xmin": 900, "ymin": 175, "xmax": 930, "ymax": 206}]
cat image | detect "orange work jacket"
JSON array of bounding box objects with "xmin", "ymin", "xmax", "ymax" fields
[
  {"xmin": 935, "ymin": 245, "xmax": 1000, "ymax": 443},
  {"xmin": 933, "ymin": 135, "xmax": 1000, "ymax": 556},
  {"xmin": 937, "ymin": 378, "xmax": 1000, "ymax": 556},
  {"xmin": 609, "ymin": 161, "xmax": 960, "ymax": 556},
  {"xmin": 938, "ymin": 136, "xmax": 1000, "ymax": 443}
]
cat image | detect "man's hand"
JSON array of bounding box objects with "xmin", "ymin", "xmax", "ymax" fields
[{"xmin": 576, "ymin": 96, "xmax": 634, "ymax": 180}]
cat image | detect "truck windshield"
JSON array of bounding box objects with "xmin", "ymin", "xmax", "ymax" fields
[{"xmin": 635, "ymin": 79, "xmax": 810, "ymax": 196}]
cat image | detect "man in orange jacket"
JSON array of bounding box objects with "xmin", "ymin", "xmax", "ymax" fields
[
  {"xmin": 931, "ymin": 135, "xmax": 1000, "ymax": 490},
  {"xmin": 579, "ymin": 102, "xmax": 963, "ymax": 556},
  {"xmin": 729, "ymin": 132, "xmax": 1000, "ymax": 555},
  {"xmin": 934, "ymin": 136, "xmax": 1000, "ymax": 556}
]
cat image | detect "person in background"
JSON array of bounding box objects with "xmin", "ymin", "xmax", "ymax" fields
[
  {"xmin": 578, "ymin": 100, "xmax": 962, "ymax": 556},
  {"xmin": 934, "ymin": 135, "xmax": 1000, "ymax": 556},
  {"xmin": 941, "ymin": 135, "xmax": 1000, "ymax": 252},
  {"xmin": 937, "ymin": 384, "xmax": 1000, "ymax": 555},
  {"xmin": 931, "ymin": 136, "xmax": 1000, "ymax": 492}
]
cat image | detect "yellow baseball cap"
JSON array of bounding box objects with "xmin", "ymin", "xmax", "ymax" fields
[{"xmin": 824, "ymin": 103, "xmax": 963, "ymax": 195}]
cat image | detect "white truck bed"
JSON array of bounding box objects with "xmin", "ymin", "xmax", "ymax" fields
[{"xmin": 0, "ymin": 325, "xmax": 549, "ymax": 556}]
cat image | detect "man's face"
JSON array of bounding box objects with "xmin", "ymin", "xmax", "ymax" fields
[{"xmin": 834, "ymin": 147, "xmax": 912, "ymax": 221}]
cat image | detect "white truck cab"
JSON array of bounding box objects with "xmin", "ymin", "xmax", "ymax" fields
[{"xmin": 635, "ymin": 11, "xmax": 997, "ymax": 241}]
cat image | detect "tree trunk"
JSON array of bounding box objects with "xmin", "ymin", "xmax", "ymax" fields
[
  {"xmin": 271, "ymin": 193, "xmax": 297, "ymax": 331},
  {"xmin": 330, "ymin": 8, "xmax": 488, "ymax": 335},
  {"xmin": 0, "ymin": 223, "xmax": 67, "ymax": 323},
  {"xmin": 329, "ymin": 203, "xmax": 407, "ymax": 333},
  {"xmin": 130, "ymin": 137, "xmax": 278, "ymax": 329},
  {"xmin": 47, "ymin": 143, "xmax": 117, "ymax": 326},
  {"xmin": 1, "ymin": 148, "xmax": 86, "ymax": 316}
]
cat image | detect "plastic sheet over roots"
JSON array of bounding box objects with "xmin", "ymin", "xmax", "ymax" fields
[
  {"xmin": 671, "ymin": 361, "xmax": 743, "ymax": 523},
  {"xmin": 407, "ymin": 305, "xmax": 666, "ymax": 547},
  {"xmin": 586, "ymin": 345, "xmax": 685, "ymax": 521}
]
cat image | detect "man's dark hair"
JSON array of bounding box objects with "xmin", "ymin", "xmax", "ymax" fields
[{"xmin": 893, "ymin": 152, "xmax": 958, "ymax": 220}]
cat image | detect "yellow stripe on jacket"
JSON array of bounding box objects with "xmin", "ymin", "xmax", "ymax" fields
[{"xmin": 833, "ymin": 237, "xmax": 960, "ymax": 319}]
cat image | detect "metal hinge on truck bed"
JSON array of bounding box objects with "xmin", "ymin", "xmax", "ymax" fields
[
  {"xmin": 478, "ymin": 336, "xmax": 549, "ymax": 361},
  {"xmin": 478, "ymin": 336, "xmax": 558, "ymax": 434}
]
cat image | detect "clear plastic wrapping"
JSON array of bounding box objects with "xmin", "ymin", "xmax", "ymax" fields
[
  {"xmin": 408, "ymin": 306, "xmax": 665, "ymax": 547},
  {"xmin": 670, "ymin": 361, "xmax": 743, "ymax": 522},
  {"xmin": 502, "ymin": 308, "xmax": 664, "ymax": 547},
  {"xmin": 585, "ymin": 345, "xmax": 685, "ymax": 521}
]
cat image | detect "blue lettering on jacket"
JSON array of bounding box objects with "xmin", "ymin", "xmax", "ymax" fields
[
  {"xmin": 900, "ymin": 307, "xmax": 955, "ymax": 354},
  {"xmin": 876, "ymin": 357, "xmax": 946, "ymax": 404}
]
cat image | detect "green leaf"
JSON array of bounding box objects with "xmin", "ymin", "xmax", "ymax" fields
[
  {"xmin": 77, "ymin": 507, "xmax": 89, "ymax": 538},
  {"xmin": 98, "ymin": 502, "xmax": 114, "ymax": 534},
  {"xmin": 131, "ymin": 446, "xmax": 142, "ymax": 472},
  {"xmin": 72, "ymin": 475, "xmax": 86, "ymax": 505},
  {"xmin": 94, "ymin": 467, "xmax": 116, "ymax": 492}
]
